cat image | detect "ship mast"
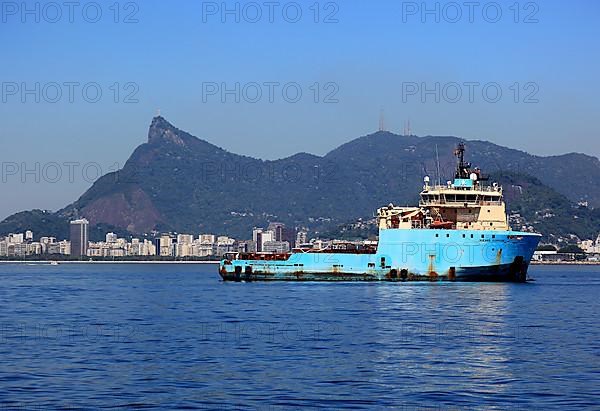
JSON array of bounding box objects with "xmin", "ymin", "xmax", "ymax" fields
[{"xmin": 454, "ymin": 143, "xmax": 471, "ymax": 179}]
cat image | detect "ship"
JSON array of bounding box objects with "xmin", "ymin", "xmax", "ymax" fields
[{"xmin": 219, "ymin": 143, "xmax": 541, "ymax": 282}]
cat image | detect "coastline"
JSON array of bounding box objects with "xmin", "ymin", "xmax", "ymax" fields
[{"xmin": 530, "ymin": 261, "xmax": 600, "ymax": 266}]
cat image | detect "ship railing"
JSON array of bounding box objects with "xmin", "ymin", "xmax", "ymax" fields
[
  {"xmin": 411, "ymin": 220, "xmax": 424, "ymax": 229},
  {"xmin": 420, "ymin": 200, "xmax": 503, "ymax": 206},
  {"xmin": 425, "ymin": 184, "xmax": 501, "ymax": 193}
]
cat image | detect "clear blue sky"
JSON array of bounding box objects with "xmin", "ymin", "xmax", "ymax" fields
[{"xmin": 1, "ymin": 0, "xmax": 599, "ymax": 220}]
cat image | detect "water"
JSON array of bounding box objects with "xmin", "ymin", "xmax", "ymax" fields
[{"xmin": 0, "ymin": 263, "xmax": 598, "ymax": 410}]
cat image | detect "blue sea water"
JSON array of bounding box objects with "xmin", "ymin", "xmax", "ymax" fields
[{"xmin": 0, "ymin": 263, "xmax": 598, "ymax": 410}]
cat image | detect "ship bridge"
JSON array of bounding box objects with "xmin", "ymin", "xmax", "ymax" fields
[
  {"xmin": 378, "ymin": 143, "xmax": 510, "ymax": 231},
  {"xmin": 420, "ymin": 180, "xmax": 503, "ymax": 207}
]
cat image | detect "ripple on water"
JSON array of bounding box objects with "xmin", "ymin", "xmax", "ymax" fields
[{"xmin": 0, "ymin": 264, "xmax": 598, "ymax": 410}]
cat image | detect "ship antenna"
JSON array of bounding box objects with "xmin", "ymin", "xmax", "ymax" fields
[
  {"xmin": 435, "ymin": 144, "xmax": 441, "ymax": 186},
  {"xmin": 454, "ymin": 142, "xmax": 467, "ymax": 178}
]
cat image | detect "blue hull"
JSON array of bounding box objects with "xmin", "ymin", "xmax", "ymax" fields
[{"xmin": 219, "ymin": 229, "xmax": 541, "ymax": 282}]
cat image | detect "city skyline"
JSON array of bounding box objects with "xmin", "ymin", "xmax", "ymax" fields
[
  {"xmin": 0, "ymin": 218, "xmax": 309, "ymax": 259},
  {"xmin": 2, "ymin": 214, "xmax": 599, "ymax": 261}
]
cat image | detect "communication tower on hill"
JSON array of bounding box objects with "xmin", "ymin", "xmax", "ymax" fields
[{"xmin": 379, "ymin": 109, "xmax": 386, "ymax": 132}]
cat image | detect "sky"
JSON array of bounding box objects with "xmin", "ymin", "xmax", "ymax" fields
[{"xmin": 1, "ymin": 0, "xmax": 599, "ymax": 220}]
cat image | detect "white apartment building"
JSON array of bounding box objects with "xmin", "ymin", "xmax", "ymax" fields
[{"xmin": 200, "ymin": 234, "xmax": 216, "ymax": 245}]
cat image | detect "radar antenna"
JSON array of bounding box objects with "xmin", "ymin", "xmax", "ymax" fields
[{"xmin": 454, "ymin": 142, "xmax": 471, "ymax": 179}]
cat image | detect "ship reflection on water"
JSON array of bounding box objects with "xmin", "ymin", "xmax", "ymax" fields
[{"xmin": 355, "ymin": 282, "xmax": 537, "ymax": 408}]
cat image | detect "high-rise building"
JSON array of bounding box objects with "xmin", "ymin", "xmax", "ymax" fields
[
  {"xmin": 253, "ymin": 228, "xmax": 274, "ymax": 253},
  {"xmin": 267, "ymin": 222, "xmax": 296, "ymax": 248},
  {"xmin": 159, "ymin": 235, "xmax": 174, "ymax": 256},
  {"xmin": 106, "ymin": 232, "xmax": 118, "ymax": 243},
  {"xmin": 267, "ymin": 222, "xmax": 285, "ymax": 242},
  {"xmin": 7, "ymin": 233, "xmax": 24, "ymax": 244},
  {"xmin": 153, "ymin": 238, "xmax": 161, "ymax": 254},
  {"xmin": 263, "ymin": 241, "xmax": 290, "ymax": 254},
  {"xmin": 70, "ymin": 219, "xmax": 89, "ymax": 257},
  {"xmin": 177, "ymin": 234, "xmax": 194, "ymax": 245},
  {"xmin": 252, "ymin": 228, "xmax": 263, "ymax": 252},
  {"xmin": 296, "ymin": 230, "xmax": 308, "ymax": 246},
  {"xmin": 199, "ymin": 234, "xmax": 215, "ymax": 245}
]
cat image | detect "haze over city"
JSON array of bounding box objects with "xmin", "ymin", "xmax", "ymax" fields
[{"xmin": 2, "ymin": 0, "xmax": 599, "ymax": 220}]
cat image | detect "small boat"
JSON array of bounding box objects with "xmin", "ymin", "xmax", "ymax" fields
[{"xmin": 430, "ymin": 220, "xmax": 454, "ymax": 229}]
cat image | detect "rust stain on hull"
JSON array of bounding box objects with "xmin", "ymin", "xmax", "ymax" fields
[
  {"xmin": 495, "ymin": 248, "xmax": 503, "ymax": 266},
  {"xmin": 219, "ymin": 269, "xmax": 456, "ymax": 282},
  {"xmin": 448, "ymin": 266, "xmax": 456, "ymax": 281},
  {"xmin": 219, "ymin": 261, "xmax": 533, "ymax": 283},
  {"xmin": 428, "ymin": 255, "xmax": 438, "ymax": 280}
]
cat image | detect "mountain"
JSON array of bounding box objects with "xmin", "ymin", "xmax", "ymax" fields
[
  {"xmin": 322, "ymin": 172, "xmax": 600, "ymax": 243},
  {"xmin": 325, "ymin": 133, "xmax": 600, "ymax": 208},
  {"xmin": 500, "ymin": 173, "xmax": 600, "ymax": 242},
  {"xmin": 0, "ymin": 210, "xmax": 70, "ymax": 240},
  {"xmin": 2, "ymin": 117, "xmax": 600, "ymax": 241}
]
